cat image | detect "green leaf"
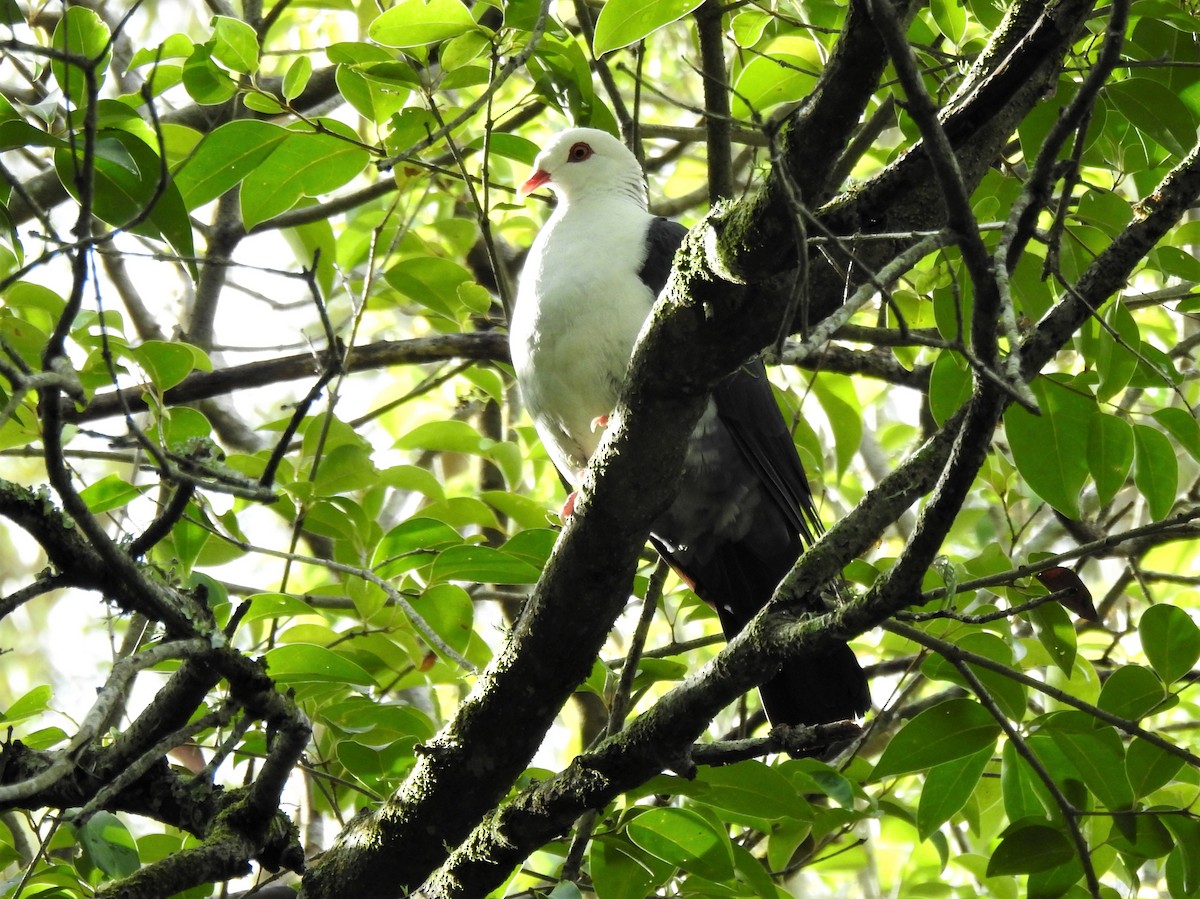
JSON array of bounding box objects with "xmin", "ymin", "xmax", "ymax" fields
[
  {"xmin": 174, "ymin": 120, "xmax": 291, "ymax": 209},
  {"xmin": 51, "ymin": 7, "xmax": 111, "ymax": 109},
  {"xmin": 1107, "ymin": 77, "xmax": 1199, "ymax": 156},
  {"xmin": 928, "ymin": 351, "xmax": 972, "ymax": 426},
  {"xmin": 243, "ymin": 91, "xmax": 284, "ymax": 114},
  {"xmin": 335, "ymin": 740, "xmax": 417, "ymax": 792},
  {"xmin": 380, "ymin": 465, "xmax": 445, "ymax": 501},
  {"xmin": 1110, "ymin": 812, "xmax": 1175, "ymax": 860},
  {"xmin": 1095, "ymin": 301, "xmax": 1139, "ymax": 401},
  {"xmin": 731, "ymin": 47, "xmax": 820, "ymax": 120},
  {"xmin": 55, "ymin": 130, "xmax": 196, "ymax": 273},
  {"xmin": 590, "ymin": 836, "xmax": 671, "ymax": 899},
  {"xmin": 1153, "ymin": 245, "xmax": 1200, "ymax": 281},
  {"xmin": 871, "ymin": 697, "xmax": 1000, "ymax": 780},
  {"xmin": 1004, "ymin": 375, "xmax": 1096, "ymax": 518},
  {"xmin": 1097, "ymin": 664, "xmax": 1165, "ymax": 721},
  {"xmin": 1132, "ymin": 423, "xmax": 1178, "ymax": 520},
  {"xmin": 283, "ymin": 55, "xmax": 313, "ymax": 100},
  {"xmin": 161, "ymin": 405, "xmax": 212, "ymax": 449},
  {"xmin": 930, "ymin": 0, "xmax": 967, "ymax": 45},
  {"xmin": 369, "ymin": 0, "xmax": 480, "ymax": 49},
  {"xmin": 1029, "ymin": 597, "xmax": 1077, "ymax": 675},
  {"xmin": 478, "ymin": 491, "xmax": 550, "ymax": 530},
  {"xmin": 429, "ymin": 545, "xmax": 541, "ymax": 585},
  {"xmin": 795, "ymin": 758, "xmax": 859, "ymax": 808},
  {"xmin": 78, "ymin": 812, "xmax": 140, "ymax": 878},
  {"xmin": 547, "ymin": 883, "xmax": 584, "ymax": 899},
  {"xmin": 395, "ymin": 496, "xmax": 490, "ymax": 528},
  {"xmin": 129, "ymin": 340, "xmax": 198, "ymax": 391},
  {"xmin": 916, "ymin": 745, "xmax": 992, "ymax": 841},
  {"xmin": 337, "ymin": 64, "xmax": 412, "ymax": 123},
  {"xmin": 1, "ymin": 685, "xmax": 52, "ymax": 723},
  {"xmin": 498, "ymin": 528, "xmax": 557, "ymax": 571},
  {"xmin": 626, "ymin": 807, "xmax": 735, "ymax": 883},
  {"xmin": 1001, "ymin": 739, "xmax": 1047, "ymax": 821},
  {"xmin": 987, "ymin": 821, "xmax": 1074, "ymax": 876},
  {"xmin": 385, "ymin": 256, "xmax": 476, "ymax": 319},
  {"xmin": 694, "ymin": 760, "xmax": 805, "ymax": 820},
  {"xmin": 592, "ymin": 0, "xmax": 704, "ymax": 55},
  {"xmin": 1163, "ymin": 815, "xmax": 1200, "ymax": 896},
  {"xmin": 78, "ymin": 474, "xmax": 152, "ymax": 514},
  {"xmin": 312, "ymin": 442, "xmax": 379, "ymax": 496},
  {"xmin": 731, "ymin": 844, "xmax": 779, "ymax": 899},
  {"xmin": 441, "ymin": 30, "xmax": 491, "ymax": 70},
  {"xmin": 470, "ymin": 132, "xmax": 539, "ymax": 166},
  {"xmin": 241, "ymin": 592, "xmax": 316, "ymax": 622},
  {"xmin": 372, "ymin": 517, "xmax": 463, "ymax": 576},
  {"xmin": 396, "ymin": 419, "xmax": 492, "ymax": 454},
  {"xmin": 1153, "ymin": 407, "xmax": 1200, "ymax": 464},
  {"xmin": 168, "ymin": 515, "xmax": 210, "ymax": 575},
  {"xmin": 265, "ymin": 644, "xmax": 376, "ymax": 686},
  {"xmin": 1139, "ymin": 603, "xmax": 1200, "ymax": 684},
  {"xmin": 1125, "ymin": 736, "xmax": 1185, "ymax": 799},
  {"xmin": 412, "ymin": 583, "xmax": 474, "ymax": 654},
  {"xmin": 0, "ymin": 120, "xmax": 70, "ymax": 151},
  {"xmin": 730, "ymin": 9, "xmax": 771, "ymax": 47},
  {"xmin": 922, "ymin": 631, "xmax": 1027, "ymax": 720},
  {"xmin": 128, "ymin": 33, "xmax": 196, "ymax": 69},
  {"xmin": 211, "ymin": 15, "xmax": 259, "ymax": 73},
  {"xmin": 182, "ymin": 44, "xmax": 238, "ymax": 104},
  {"xmin": 23, "ymin": 726, "xmax": 69, "ymax": 750},
  {"xmin": 812, "ymin": 375, "xmax": 861, "ymax": 476},
  {"xmin": 239, "ymin": 125, "xmax": 370, "ymax": 228},
  {"xmin": 402, "ymin": 496, "xmax": 496, "ymax": 531},
  {"xmin": 1046, "ymin": 714, "xmax": 1134, "ymax": 811},
  {"xmin": 1087, "ymin": 413, "xmax": 1134, "ymax": 507}
]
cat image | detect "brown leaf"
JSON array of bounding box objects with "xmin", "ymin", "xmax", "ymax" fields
[{"xmin": 1035, "ymin": 567, "xmax": 1098, "ymax": 621}]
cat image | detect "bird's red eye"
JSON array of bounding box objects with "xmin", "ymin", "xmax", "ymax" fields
[{"xmin": 567, "ymin": 142, "xmax": 593, "ymax": 162}]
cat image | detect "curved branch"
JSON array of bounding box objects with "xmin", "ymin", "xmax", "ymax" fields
[{"xmin": 63, "ymin": 332, "xmax": 509, "ymax": 424}]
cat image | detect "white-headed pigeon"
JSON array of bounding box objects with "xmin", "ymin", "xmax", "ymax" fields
[{"xmin": 510, "ymin": 127, "xmax": 869, "ymax": 726}]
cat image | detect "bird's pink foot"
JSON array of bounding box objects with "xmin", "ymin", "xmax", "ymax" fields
[
  {"xmin": 560, "ymin": 491, "xmax": 578, "ymax": 520},
  {"xmin": 590, "ymin": 413, "xmax": 610, "ymax": 432}
]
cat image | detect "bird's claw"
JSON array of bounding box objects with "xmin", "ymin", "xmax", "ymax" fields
[{"xmin": 590, "ymin": 413, "xmax": 610, "ymax": 432}]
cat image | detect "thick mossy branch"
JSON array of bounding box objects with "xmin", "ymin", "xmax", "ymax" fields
[{"xmin": 0, "ymin": 479, "xmax": 210, "ymax": 632}]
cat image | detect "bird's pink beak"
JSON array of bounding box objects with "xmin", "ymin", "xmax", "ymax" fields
[{"xmin": 517, "ymin": 168, "xmax": 551, "ymax": 200}]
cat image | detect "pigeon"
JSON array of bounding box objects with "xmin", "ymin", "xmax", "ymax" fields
[{"xmin": 510, "ymin": 127, "xmax": 869, "ymax": 725}]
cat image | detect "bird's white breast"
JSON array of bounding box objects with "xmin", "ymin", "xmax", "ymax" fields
[{"xmin": 511, "ymin": 200, "xmax": 657, "ymax": 478}]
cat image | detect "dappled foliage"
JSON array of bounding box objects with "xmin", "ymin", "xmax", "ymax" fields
[{"xmin": 0, "ymin": 0, "xmax": 1199, "ymax": 898}]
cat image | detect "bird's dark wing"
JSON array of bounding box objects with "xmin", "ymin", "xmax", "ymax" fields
[
  {"xmin": 635, "ymin": 215, "xmax": 867, "ymax": 726},
  {"xmin": 637, "ymin": 217, "xmax": 688, "ymax": 295},
  {"xmin": 652, "ymin": 364, "xmax": 869, "ymax": 726},
  {"xmin": 713, "ymin": 359, "xmax": 823, "ymax": 546},
  {"xmin": 716, "ymin": 363, "xmax": 869, "ymax": 725}
]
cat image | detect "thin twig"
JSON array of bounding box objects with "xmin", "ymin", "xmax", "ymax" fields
[{"xmin": 950, "ymin": 660, "xmax": 1101, "ymax": 898}]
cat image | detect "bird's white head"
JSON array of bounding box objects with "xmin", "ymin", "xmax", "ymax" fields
[{"xmin": 518, "ymin": 127, "xmax": 647, "ymax": 210}]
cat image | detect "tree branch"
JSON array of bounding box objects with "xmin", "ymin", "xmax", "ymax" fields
[{"xmin": 63, "ymin": 333, "xmax": 509, "ymax": 424}]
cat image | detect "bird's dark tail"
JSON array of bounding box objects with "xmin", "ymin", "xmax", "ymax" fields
[
  {"xmin": 757, "ymin": 640, "xmax": 870, "ymax": 726},
  {"xmin": 710, "ymin": 589, "xmax": 869, "ymax": 727},
  {"xmin": 663, "ymin": 532, "xmax": 870, "ymax": 728}
]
